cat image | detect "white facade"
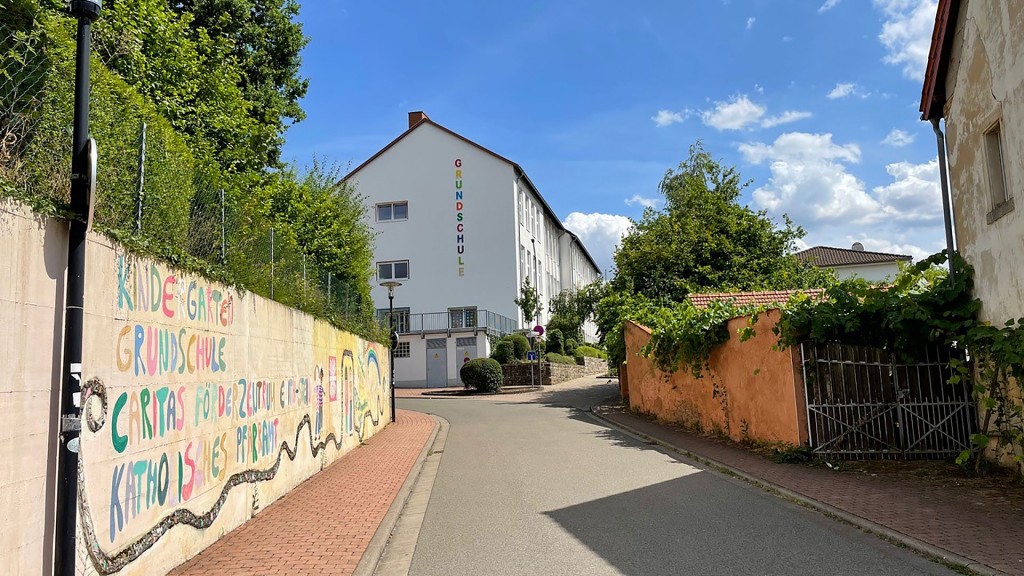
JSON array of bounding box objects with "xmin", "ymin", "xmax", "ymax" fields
[
  {"xmin": 830, "ymin": 262, "xmax": 903, "ymax": 283},
  {"xmin": 346, "ymin": 112, "xmax": 602, "ymax": 386}
]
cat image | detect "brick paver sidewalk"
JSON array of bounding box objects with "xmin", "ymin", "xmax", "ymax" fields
[
  {"xmin": 596, "ymin": 405, "xmax": 1024, "ymax": 576},
  {"xmin": 171, "ymin": 409, "xmax": 436, "ymax": 576}
]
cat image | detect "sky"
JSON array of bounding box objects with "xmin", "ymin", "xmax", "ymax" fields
[{"xmin": 281, "ymin": 0, "xmax": 944, "ymax": 275}]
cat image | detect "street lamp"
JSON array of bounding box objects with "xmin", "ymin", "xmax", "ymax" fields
[
  {"xmin": 56, "ymin": 2, "xmax": 102, "ymax": 575},
  {"xmin": 380, "ymin": 281, "xmax": 402, "ymax": 423}
]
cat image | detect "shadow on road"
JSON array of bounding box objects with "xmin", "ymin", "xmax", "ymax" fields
[{"xmin": 544, "ymin": 474, "xmax": 953, "ymax": 576}]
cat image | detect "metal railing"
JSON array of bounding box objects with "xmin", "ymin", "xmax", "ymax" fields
[{"xmin": 380, "ymin": 309, "xmax": 518, "ymax": 336}]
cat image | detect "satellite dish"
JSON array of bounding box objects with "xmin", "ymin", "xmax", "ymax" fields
[{"xmin": 851, "ymin": 242, "xmax": 865, "ymax": 251}]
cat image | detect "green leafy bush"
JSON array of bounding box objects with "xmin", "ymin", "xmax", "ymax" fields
[
  {"xmin": 489, "ymin": 340, "xmax": 515, "ymax": 365},
  {"xmin": 544, "ymin": 352, "xmax": 576, "ymax": 365},
  {"xmin": 546, "ymin": 329, "xmax": 564, "ymax": 354},
  {"xmin": 564, "ymin": 338, "xmax": 579, "ymax": 355},
  {"xmin": 575, "ymin": 345, "xmax": 607, "ymax": 359},
  {"xmin": 460, "ymin": 358, "xmax": 503, "ymax": 393},
  {"xmin": 509, "ymin": 333, "xmax": 530, "ymax": 360}
]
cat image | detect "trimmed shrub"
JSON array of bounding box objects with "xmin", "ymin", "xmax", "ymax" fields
[
  {"xmin": 509, "ymin": 333, "xmax": 530, "ymax": 360},
  {"xmin": 544, "ymin": 352, "xmax": 576, "ymax": 365},
  {"xmin": 564, "ymin": 338, "xmax": 579, "ymax": 356},
  {"xmin": 460, "ymin": 358, "xmax": 503, "ymax": 392},
  {"xmin": 576, "ymin": 345, "xmax": 607, "ymax": 359},
  {"xmin": 489, "ymin": 340, "xmax": 515, "ymax": 364},
  {"xmin": 546, "ymin": 329, "xmax": 564, "ymax": 355}
]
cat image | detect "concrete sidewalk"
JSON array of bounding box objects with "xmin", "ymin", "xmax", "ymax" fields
[
  {"xmin": 170, "ymin": 409, "xmax": 437, "ymax": 576},
  {"xmin": 593, "ymin": 404, "xmax": 1024, "ymax": 576}
]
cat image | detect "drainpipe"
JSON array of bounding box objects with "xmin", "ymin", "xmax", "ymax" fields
[{"xmin": 930, "ymin": 118, "xmax": 956, "ymax": 278}]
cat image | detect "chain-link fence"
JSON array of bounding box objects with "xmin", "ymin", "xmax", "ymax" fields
[{"xmin": 1, "ymin": 8, "xmax": 382, "ymax": 338}]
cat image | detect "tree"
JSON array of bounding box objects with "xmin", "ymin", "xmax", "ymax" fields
[
  {"xmin": 169, "ymin": 0, "xmax": 309, "ymax": 169},
  {"xmin": 514, "ymin": 278, "xmax": 542, "ymax": 325},
  {"xmin": 612, "ymin": 142, "xmax": 830, "ymax": 303},
  {"xmin": 547, "ymin": 281, "xmax": 605, "ymax": 342}
]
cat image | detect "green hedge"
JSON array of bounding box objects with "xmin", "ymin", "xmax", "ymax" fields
[
  {"xmin": 508, "ymin": 333, "xmax": 530, "ymax": 360},
  {"xmin": 544, "ymin": 352, "xmax": 576, "ymax": 365},
  {"xmin": 461, "ymin": 358, "xmax": 503, "ymax": 392},
  {"xmin": 489, "ymin": 340, "xmax": 515, "ymax": 364}
]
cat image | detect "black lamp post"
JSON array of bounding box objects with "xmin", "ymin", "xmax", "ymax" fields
[
  {"xmin": 380, "ymin": 281, "xmax": 402, "ymax": 422},
  {"xmin": 55, "ymin": 2, "xmax": 101, "ymax": 575}
]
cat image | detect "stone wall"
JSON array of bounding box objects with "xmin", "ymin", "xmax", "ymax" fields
[
  {"xmin": 502, "ymin": 355, "xmax": 606, "ymax": 386},
  {"xmin": 0, "ymin": 202, "xmax": 390, "ymax": 576}
]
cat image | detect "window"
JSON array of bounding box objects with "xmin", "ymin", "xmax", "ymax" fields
[
  {"xmin": 377, "ymin": 260, "xmax": 409, "ymax": 280},
  {"xmin": 984, "ymin": 123, "xmax": 1012, "ymax": 223},
  {"xmin": 519, "ymin": 190, "xmax": 525, "ymax": 226},
  {"xmin": 394, "ymin": 342, "xmax": 410, "ymax": 358},
  {"xmin": 520, "ymin": 246, "xmax": 526, "ymax": 281},
  {"xmin": 376, "ymin": 201, "xmax": 409, "ymax": 222},
  {"xmin": 449, "ymin": 307, "xmax": 477, "ymax": 329},
  {"xmin": 378, "ymin": 308, "xmax": 410, "ymax": 333}
]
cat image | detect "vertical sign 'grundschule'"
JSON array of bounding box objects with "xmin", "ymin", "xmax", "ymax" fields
[{"xmin": 455, "ymin": 158, "xmax": 466, "ymax": 277}]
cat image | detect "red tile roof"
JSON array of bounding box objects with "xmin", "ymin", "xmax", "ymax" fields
[
  {"xmin": 687, "ymin": 289, "xmax": 824, "ymax": 309},
  {"xmin": 795, "ymin": 246, "xmax": 912, "ymax": 267},
  {"xmin": 920, "ymin": 0, "xmax": 959, "ymax": 120}
]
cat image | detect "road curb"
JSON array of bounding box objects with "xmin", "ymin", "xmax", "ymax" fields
[
  {"xmin": 587, "ymin": 407, "xmax": 1007, "ymax": 576},
  {"xmin": 353, "ymin": 414, "xmax": 445, "ymax": 576}
]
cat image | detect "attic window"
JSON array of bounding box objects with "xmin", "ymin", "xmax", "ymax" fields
[{"xmin": 984, "ymin": 122, "xmax": 1013, "ymax": 224}]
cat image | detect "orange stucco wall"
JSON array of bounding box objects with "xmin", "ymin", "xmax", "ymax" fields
[{"xmin": 625, "ymin": 311, "xmax": 808, "ymax": 446}]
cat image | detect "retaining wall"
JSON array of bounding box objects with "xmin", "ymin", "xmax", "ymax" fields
[{"xmin": 0, "ymin": 202, "xmax": 390, "ymax": 575}]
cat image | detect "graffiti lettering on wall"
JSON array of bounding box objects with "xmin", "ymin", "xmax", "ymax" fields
[{"xmin": 78, "ymin": 254, "xmax": 390, "ymax": 574}]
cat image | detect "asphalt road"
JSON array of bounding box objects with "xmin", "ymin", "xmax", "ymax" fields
[{"xmin": 398, "ymin": 378, "xmax": 957, "ymax": 576}]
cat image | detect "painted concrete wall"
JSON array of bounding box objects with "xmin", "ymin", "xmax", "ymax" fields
[
  {"xmin": 943, "ymin": 0, "xmax": 1024, "ymax": 325},
  {"xmin": 0, "ymin": 202, "xmax": 390, "ymax": 576},
  {"xmin": 624, "ymin": 313, "xmax": 807, "ymax": 446},
  {"xmin": 831, "ymin": 262, "xmax": 902, "ymax": 282},
  {"xmin": 353, "ymin": 123, "xmax": 522, "ymax": 324}
]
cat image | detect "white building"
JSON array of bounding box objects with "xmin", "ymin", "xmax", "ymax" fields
[
  {"xmin": 795, "ymin": 244, "xmax": 911, "ymax": 282},
  {"xmin": 345, "ymin": 112, "xmax": 602, "ymax": 387}
]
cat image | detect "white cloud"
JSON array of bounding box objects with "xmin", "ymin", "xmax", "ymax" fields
[
  {"xmin": 875, "ymin": 0, "xmax": 938, "ymax": 81},
  {"xmin": 740, "ymin": 132, "xmax": 879, "ymax": 224},
  {"xmin": 754, "ymin": 83, "xmax": 765, "ymax": 94},
  {"xmin": 871, "ymin": 159, "xmax": 941, "ymax": 223},
  {"xmin": 882, "ymin": 128, "xmax": 915, "ymax": 146},
  {"xmin": 761, "ymin": 110, "xmax": 813, "ymax": 128},
  {"xmin": 782, "ymin": 35, "xmax": 794, "ymax": 42},
  {"xmin": 701, "ymin": 94, "xmax": 765, "ymax": 130},
  {"xmin": 827, "ymin": 82, "xmax": 856, "ymax": 99},
  {"xmin": 827, "ymin": 82, "xmax": 872, "ymax": 99},
  {"xmin": 652, "ymin": 109, "xmax": 691, "ymax": 127},
  {"xmin": 740, "ymin": 132, "xmax": 945, "ymax": 262},
  {"xmin": 624, "ymin": 195, "xmax": 663, "ymax": 209},
  {"xmin": 563, "ymin": 212, "xmax": 633, "ymax": 275},
  {"xmin": 819, "ymin": 0, "xmax": 842, "ymax": 13},
  {"xmin": 746, "ymin": 17, "xmax": 756, "ymax": 30},
  {"xmin": 700, "ymin": 94, "xmax": 812, "ymax": 131}
]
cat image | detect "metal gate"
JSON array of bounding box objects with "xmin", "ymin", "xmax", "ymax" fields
[
  {"xmin": 426, "ymin": 338, "xmax": 448, "ymax": 388},
  {"xmin": 455, "ymin": 337, "xmax": 477, "ymax": 386},
  {"xmin": 801, "ymin": 342, "xmax": 975, "ymax": 459}
]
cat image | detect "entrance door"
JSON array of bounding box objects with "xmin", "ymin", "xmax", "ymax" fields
[
  {"xmin": 426, "ymin": 338, "xmax": 448, "ymax": 388},
  {"xmin": 455, "ymin": 337, "xmax": 477, "ymax": 386}
]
